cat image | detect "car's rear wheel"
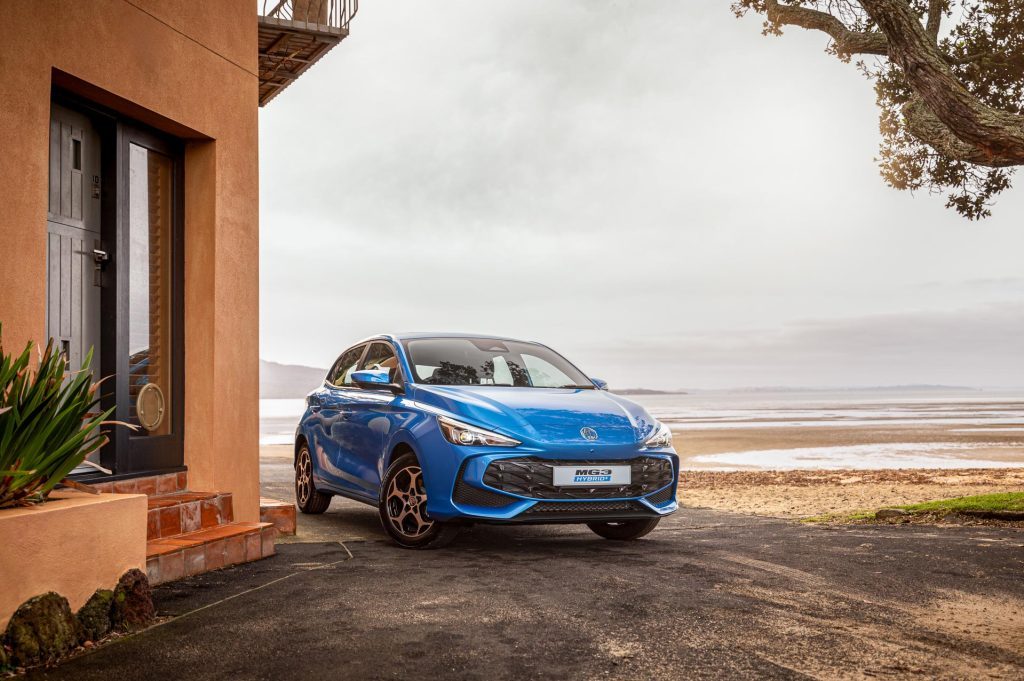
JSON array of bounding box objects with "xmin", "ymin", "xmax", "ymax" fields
[
  {"xmin": 295, "ymin": 442, "xmax": 332, "ymax": 514},
  {"xmin": 587, "ymin": 518, "xmax": 661, "ymax": 540},
  {"xmin": 379, "ymin": 453, "xmax": 460, "ymax": 549}
]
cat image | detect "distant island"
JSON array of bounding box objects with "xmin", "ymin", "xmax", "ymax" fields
[
  {"xmin": 611, "ymin": 388, "xmax": 688, "ymax": 396},
  {"xmin": 260, "ymin": 359, "xmax": 327, "ymax": 398}
]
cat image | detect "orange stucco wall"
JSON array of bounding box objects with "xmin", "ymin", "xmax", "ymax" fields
[
  {"xmin": 0, "ymin": 0, "xmax": 261, "ymax": 520},
  {"xmin": 0, "ymin": 491, "xmax": 148, "ymax": 629}
]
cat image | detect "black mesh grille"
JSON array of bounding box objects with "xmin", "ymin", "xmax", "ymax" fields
[
  {"xmin": 483, "ymin": 456, "xmax": 674, "ymax": 499},
  {"xmin": 453, "ymin": 463, "xmax": 515, "ymax": 508},
  {"xmin": 646, "ymin": 486, "xmax": 674, "ymax": 505},
  {"xmin": 524, "ymin": 500, "xmax": 646, "ymax": 514}
]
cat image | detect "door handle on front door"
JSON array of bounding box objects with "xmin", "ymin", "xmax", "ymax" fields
[{"xmin": 92, "ymin": 248, "xmax": 110, "ymax": 269}]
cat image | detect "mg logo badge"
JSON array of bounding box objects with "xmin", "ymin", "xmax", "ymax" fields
[{"xmin": 580, "ymin": 427, "xmax": 599, "ymax": 441}]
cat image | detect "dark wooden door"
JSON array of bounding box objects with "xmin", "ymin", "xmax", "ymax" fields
[{"xmin": 46, "ymin": 104, "xmax": 103, "ymax": 373}]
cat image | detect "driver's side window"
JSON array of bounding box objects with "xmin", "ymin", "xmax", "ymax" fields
[
  {"xmin": 327, "ymin": 344, "xmax": 366, "ymax": 387},
  {"xmin": 358, "ymin": 342, "xmax": 403, "ymax": 384}
]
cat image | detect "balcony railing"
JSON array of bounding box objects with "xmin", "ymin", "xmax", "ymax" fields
[
  {"xmin": 257, "ymin": 0, "xmax": 359, "ymax": 106},
  {"xmin": 259, "ymin": 0, "xmax": 358, "ymax": 33}
]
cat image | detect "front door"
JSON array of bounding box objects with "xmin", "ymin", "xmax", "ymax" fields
[
  {"xmin": 48, "ymin": 97, "xmax": 185, "ymax": 478},
  {"xmin": 313, "ymin": 344, "xmax": 369, "ymax": 496},
  {"xmin": 347, "ymin": 341, "xmax": 404, "ymax": 495}
]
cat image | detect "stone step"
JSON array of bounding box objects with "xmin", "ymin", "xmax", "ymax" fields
[
  {"xmin": 146, "ymin": 491, "xmax": 234, "ymax": 540},
  {"xmin": 145, "ymin": 522, "xmax": 276, "ymax": 585},
  {"xmin": 89, "ymin": 471, "xmax": 188, "ymax": 496},
  {"xmin": 259, "ymin": 497, "xmax": 296, "ymax": 536}
]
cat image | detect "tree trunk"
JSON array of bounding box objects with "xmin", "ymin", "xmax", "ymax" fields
[{"xmin": 860, "ymin": 0, "xmax": 1024, "ymax": 166}]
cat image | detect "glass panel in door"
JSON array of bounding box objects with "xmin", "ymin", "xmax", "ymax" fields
[{"xmin": 127, "ymin": 143, "xmax": 173, "ymax": 436}]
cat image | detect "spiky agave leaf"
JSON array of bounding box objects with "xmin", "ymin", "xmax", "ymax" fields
[{"xmin": 0, "ymin": 333, "xmax": 124, "ymax": 507}]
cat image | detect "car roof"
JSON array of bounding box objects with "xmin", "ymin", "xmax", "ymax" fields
[{"xmin": 372, "ymin": 332, "xmax": 533, "ymax": 343}]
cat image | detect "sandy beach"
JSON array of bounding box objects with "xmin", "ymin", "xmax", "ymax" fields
[
  {"xmin": 680, "ymin": 467, "xmax": 1024, "ymax": 518},
  {"xmin": 669, "ymin": 420, "xmax": 1024, "ymax": 517}
]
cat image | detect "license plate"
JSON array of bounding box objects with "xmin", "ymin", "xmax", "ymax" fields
[{"xmin": 552, "ymin": 465, "xmax": 631, "ymax": 486}]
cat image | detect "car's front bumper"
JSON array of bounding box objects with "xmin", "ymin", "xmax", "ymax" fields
[{"xmin": 424, "ymin": 446, "xmax": 679, "ymax": 523}]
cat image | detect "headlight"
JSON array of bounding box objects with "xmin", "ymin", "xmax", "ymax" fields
[
  {"xmin": 438, "ymin": 416, "xmax": 521, "ymax": 447},
  {"xmin": 641, "ymin": 422, "xmax": 673, "ymax": 449}
]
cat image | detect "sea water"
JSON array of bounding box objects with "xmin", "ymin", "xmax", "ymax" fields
[{"xmin": 260, "ymin": 389, "xmax": 1024, "ymax": 469}]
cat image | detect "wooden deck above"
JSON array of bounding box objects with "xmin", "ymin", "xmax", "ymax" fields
[{"xmin": 258, "ymin": 0, "xmax": 358, "ymax": 106}]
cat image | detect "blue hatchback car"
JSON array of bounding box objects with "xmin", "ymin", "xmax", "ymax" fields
[{"xmin": 294, "ymin": 334, "xmax": 678, "ymax": 548}]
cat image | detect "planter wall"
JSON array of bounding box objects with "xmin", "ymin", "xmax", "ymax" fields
[{"xmin": 0, "ymin": 491, "xmax": 146, "ymax": 629}]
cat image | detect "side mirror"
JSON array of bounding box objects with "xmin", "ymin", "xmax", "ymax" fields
[
  {"xmin": 590, "ymin": 377, "xmax": 609, "ymax": 391},
  {"xmin": 351, "ymin": 369, "xmax": 403, "ymax": 394}
]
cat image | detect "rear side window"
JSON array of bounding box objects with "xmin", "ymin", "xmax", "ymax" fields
[
  {"xmin": 358, "ymin": 342, "xmax": 403, "ymax": 383},
  {"xmin": 327, "ymin": 344, "xmax": 366, "ymax": 387}
]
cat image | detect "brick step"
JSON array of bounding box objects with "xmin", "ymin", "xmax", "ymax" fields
[
  {"xmin": 145, "ymin": 522, "xmax": 276, "ymax": 585},
  {"xmin": 259, "ymin": 497, "xmax": 296, "ymax": 536},
  {"xmin": 147, "ymin": 491, "xmax": 234, "ymax": 540},
  {"xmin": 90, "ymin": 471, "xmax": 188, "ymax": 496}
]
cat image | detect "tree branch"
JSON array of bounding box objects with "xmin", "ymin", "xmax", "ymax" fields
[
  {"xmin": 925, "ymin": 0, "xmax": 943, "ymax": 39},
  {"xmin": 861, "ymin": 0, "xmax": 1024, "ymax": 166},
  {"xmin": 902, "ymin": 97, "xmax": 1020, "ymax": 166},
  {"xmin": 763, "ymin": 0, "xmax": 888, "ymax": 57}
]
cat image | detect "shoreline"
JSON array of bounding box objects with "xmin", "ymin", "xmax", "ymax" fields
[{"xmin": 261, "ymin": 418, "xmax": 1024, "ymax": 520}]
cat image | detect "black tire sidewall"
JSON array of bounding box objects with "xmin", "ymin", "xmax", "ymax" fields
[
  {"xmin": 587, "ymin": 517, "xmax": 661, "ymax": 540},
  {"xmin": 378, "ymin": 453, "xmax": 457, "ymax": 549},
  {"xmin": 296, "ymin": 444, "xmax": 331, "ymax": 514}
]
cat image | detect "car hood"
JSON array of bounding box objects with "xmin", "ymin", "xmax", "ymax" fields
[{"xmin": 411, "ymin": 385, "xmax": 659, "ymax": 445}]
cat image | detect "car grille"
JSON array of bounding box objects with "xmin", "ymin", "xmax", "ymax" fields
[
  {"xmin": 523, "ymin": 501, "xmax": 646, "ymax": 514},
  {"xmin": 452, "ymin": 464, "xmax": 515, "ymax": 508},
  {"xmin": 646, "ymin": 485, "xmax": 675, "ymax": 505},
  {"xmin": 482, "ymin": 456, "xmax": 674, "ymax": 499}
]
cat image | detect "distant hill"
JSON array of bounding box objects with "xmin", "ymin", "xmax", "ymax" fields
[
  {"xmin": 260, "ymin": 360, "xmax": 327, "ymax": 398},
  {"xmin": 611, "ymin": 388, "xmax": 688, "ymax": 396}
]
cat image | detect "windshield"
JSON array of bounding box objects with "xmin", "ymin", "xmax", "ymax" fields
[{"xmin": 402, "ymin": 338, "xmax": 594, "ymax": 388}]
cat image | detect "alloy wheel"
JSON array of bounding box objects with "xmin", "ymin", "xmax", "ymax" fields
[
  {"xmin": 385, "ymin": 464, "xmax": 433, "ymax": 538},
  {"xmin": 296, "ymin": 449, "xmax": 312, "ymax": 507}
]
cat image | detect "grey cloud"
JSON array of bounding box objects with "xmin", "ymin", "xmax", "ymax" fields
[
  {"xmin": 258, "ymin": 2, "xmax": 1024, "ymax": 388},
  {"xmin": 576, "ymin": 302, "xmax": 1024, "ymax": 389}
]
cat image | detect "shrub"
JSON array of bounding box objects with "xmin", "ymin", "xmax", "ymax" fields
[{"xmin": 0, "ymin": 326, "xmax": 115, "ymax": 508}]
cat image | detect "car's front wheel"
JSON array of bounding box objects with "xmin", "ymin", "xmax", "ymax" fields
[
  {"xmin": 379, "ymin": 453, "xmax": 460, "ymax": 549},
  {"xmin": 587, "ymin": 518, "xmax": 661, "ymax": 540},
  {"xmin": 295, "ymin": 442, "xmax": 332, "ymax": 514}
]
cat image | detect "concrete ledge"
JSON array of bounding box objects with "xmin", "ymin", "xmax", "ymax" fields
[{"xmin": 0, "ymin": 491, "xmax": 147, "ymax": 628}]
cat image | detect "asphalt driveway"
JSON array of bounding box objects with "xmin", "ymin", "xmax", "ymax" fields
[{"xmin": 28, "ymin": 484, "xmax": 1024, "ymax": 680}]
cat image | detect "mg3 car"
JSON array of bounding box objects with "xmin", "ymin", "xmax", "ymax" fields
[{"xmin": 294, "ymin": 334, "xmax": 678, "ymax": 548}]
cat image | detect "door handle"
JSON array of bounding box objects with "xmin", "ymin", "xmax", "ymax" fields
[{"xmin": 92, "ymin": 248, "xmax": 110, "ymax": 269}]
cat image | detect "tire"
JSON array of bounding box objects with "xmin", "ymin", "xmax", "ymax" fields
[
  {"xmin": 378, "ymin": 453, "xmax": 460, "ymax": 549},
  {"xmin": 295, "ymin": 442, "xmax": 332, "ymax": 514},
  {"xmin": 587, "ymin": 518, "xmax": 661, "ymax": 540}
]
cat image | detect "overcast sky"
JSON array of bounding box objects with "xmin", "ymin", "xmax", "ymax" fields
[{"xmin": 258, "ymin": 1, "xmax": 1024, "ymax": 390}]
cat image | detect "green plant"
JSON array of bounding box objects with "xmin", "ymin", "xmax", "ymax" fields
[
  {"xmin": 895, "ymin": 492, "xmax": 1024, "ymax": 514},
  {"xmin": 0, "ymin": 326, "xmax": 116, "ymax": 508}
]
